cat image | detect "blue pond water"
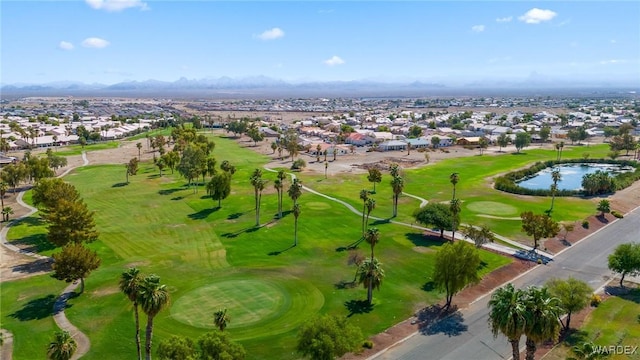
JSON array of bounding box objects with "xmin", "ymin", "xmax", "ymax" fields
[{"xmin": 517, "ymin": 163, "xmax": 634, "ymax": 191}]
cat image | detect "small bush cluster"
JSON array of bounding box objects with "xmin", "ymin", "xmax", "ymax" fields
[
  {"xmin": 611, "ymin": 211, "xmax": 624, "ymax": 219},
  {"xmin": 590, "ymin": 293, "xmax": 601, "ymax": 307},
  {"xmin": 582, "ymin": 220, "xmax": 590, "ymax": 229},
  {"xmin": 362, "ymin": 340, "xmax": 374, "ymax": 349},
  {"xmin": 291, "ymin": 159, "xmax": 306, "ymax": 171}
]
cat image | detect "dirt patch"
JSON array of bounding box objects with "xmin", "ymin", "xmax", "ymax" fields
[
  {"xmin": 91, "ymin": 286, "xmax": 120, "ymax": 298},
  {"xmin": 412, "ymin": 246, "xmax": 435, "ymax": 254},
  {"xmin": 0, "ymin": 246, "xmax": 52, "ymax": 282}
]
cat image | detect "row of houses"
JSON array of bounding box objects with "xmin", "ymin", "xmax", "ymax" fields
[{"xmin": 0, "ymin": 116, "xmax": 157, "ymax": 150}]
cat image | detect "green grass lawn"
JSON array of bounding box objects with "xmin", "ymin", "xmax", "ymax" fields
[
  {"xmin": 298, "ymin": 144, "xmax": 613, "ymax": 242},
  {"xmin": 545, "ymin": 287, "xmax": 640, "ymax": 360},
  {"xmin": 5, "ymin": 139, "xmax": 620, "ymax": 359}
]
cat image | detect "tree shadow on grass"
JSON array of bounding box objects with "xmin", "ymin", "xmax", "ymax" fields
[
  {"xmin": 10, "ymin": 234, "xmax": 56, "ymax": 253},
  {"xmin": 267, "ymin": 243, "xmax": 296, "ymax": 256},
  {"xmin": 421, "ymin": 281, "xmax": 435, "ymax": 292},
  {"xmin": 405, "ymin": 233, "xmax": 445, "ymax": 248},
  {"xmin": 273, "ymin": 210, "xmax": 292, "ymax": 219},
  {"xmin": 188, "ymin": 207, "xmax": 219, "ymax": 220},
  {"xmin": 158, "ymin": 188, "xmax": 183, "ymax": 196},
  {"xmin": 112, "ymin": 182, "xmax": 129, "ymax": 188},
  {"xmin": 334, "ymin": 280, "xmax": 357, "ymax": 290},
  {"xmin": 13, "ymin": 216, "xmax": 45, "ymax": 227},
  {"xmin": 417, "ymin": 304, "xmax": 467, "ymax": 336},
  {"xmin": 336, "ymin": 237, "xmax": 364, "ymax": 252},
  {"xmin": 147, "ymin": 174, "xmax": 160, "ymax": 179},
  {"xmin": 227, "ymin": 212, "xmax": 246, "ymax": 220},
  {"xmin": 345, "ymin": 299, "xmax": 373, "ymax": 317},
  {"xmin": 9, "ymin": 294, "xmax": 61, "ymax": 321},
  {"xmin": 369, "ymin": 218, "xmax": 391, "ymax": 226},
  {"xmin": 561, "ymin": 329, "xmax": 589, "ymax": 347},
  {"xmin": 604, "ymin": 285, "xmax": 640, "ymax": 303},
  {"xmin": 171, "ymin": 196, "xmax": 185, "ymax": 201},
  {"xmin": 221, "ymin": 225, "xmax": 259, "ymax": 239}
]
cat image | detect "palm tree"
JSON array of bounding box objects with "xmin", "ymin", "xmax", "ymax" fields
[
  {"xmin": 138, "ymin": 274, "xmax": 171, "ymax": 360},
  {"xmin": 47, "ymin": 331, "xmax": 77, "ymax": 360},
  {"xmin": 364, "ymin": 227, "xmax": 380, "ymax": 261},
  {"xmin": 364, "ymin": 198, "xmax": 376, "ymax": 230},
  {"xmin": 357, "ymin": 257, "xmax": 385, "ymax": 305},
  {"xmin": 450, "ymin": 172, "xmax": 459, "ymax": 201},
  {"xmin": 292, "ymin": 203, "xmax": 301, "ymax": 246},
  {"xmin": 488, "ymin": 284, "xmax": 527, "ymax": 360},
  {"xmin": 391, "ymin": 175, "xmax": 404, "ymax": 218},
  {"xmin": 549, "ymin": 168, "xmax": 561, "ymax": 213},
  {"xmin": 250, "ymin": 169, "xmax": 267, "ymax": 227},
  {"xmin": 523, "ymin": 286, "xmax": 562, "ymax": 360},
  {"xmin": 2, "ymin": 206, "xmax": 14, "ymax": 222},
  {"xmin": 0, "ymin": 182, "xmax": 7, "ymax": 209},
  {"xmin": 450, "ymin": 198, "xmax": 461, "ymax": 242},
  {"xmin": 275, "ymin": 170, "xmax": 286, "ymax": 218},
  {"xmin": 555, "ymin": 141, "xmax": 565, "ymax": 161},
  {"xmin": 274, "ymin": 179, "xmax": 283, "ymax": 219},
  {"xmin": 119, "ymin": 267, "xmax": 144, "ymax": 360},
  {"xmin": 136, "ymin": 142, "xmax": 142, "ymax": 160},
  {"xmin": 359, "ymin": 189, "xmax": 369, "ymax": 235},
  {"xmin": 288, "ymin": 178, "xmax": 303, "ymax": 206},
  {"xmin": 214, "ymin": 308, "xmax": 230, "ymax": 331}
]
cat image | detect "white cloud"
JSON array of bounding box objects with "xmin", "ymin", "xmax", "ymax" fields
[
  {"xmin": 82, "ymin": 37, "xmax": 110, "ymax": 48},
  {"xmin": 600, "ymin": 59, "xmax": 626, "ymax": 65},
  {"xmin": 610, "ymin": 39, "xmax": 617, "ymax": 44},
  {"xmin": 58, "ymin": 41, "xmax": 74, "ymax": 50},
  {"xmin": 324, "ymin": 56, "xmax": 345, "ymax": 66},
  {"xmin": 85, "ymin": 0, "xmax": 149, "ymax": 12},
  {"xmin": 496, "ymin": 16, "xmax": 512, "ymax": 23},
  {"xmin": 257, "ymin": 28, "xmax": 285, "ymax": 40},
  {"xmin": 518, "ymin": 8, "xmax": 557, "ymax": 24},
  {"xmin": 471, "ymin": 25, "xmax": 485, "ymax": 32}
]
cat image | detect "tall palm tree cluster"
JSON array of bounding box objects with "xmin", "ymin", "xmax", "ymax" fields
[
  {"xmin": 120, "ymin": 268, "xmax": 171, "ymax": 360},
  {"xmin": 488, "ymin": 283, "xmax": 562, "ymax": 360}
]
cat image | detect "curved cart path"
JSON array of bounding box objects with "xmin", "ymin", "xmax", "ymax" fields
[
  {"xmin": 0, "ymin": 152, "xmax": 91, "ymax": 359},
  {"xmin": 0, "ymin": 329, "xmax": 14, "ymax": 360},
  {"xmin": 263, "ymin": 167, "xmax": 536, "ymax": 257}
]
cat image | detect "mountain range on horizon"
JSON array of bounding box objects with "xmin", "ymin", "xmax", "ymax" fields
[{"xmin": 2, "ymin": 76, "xmax": 638, "ymax": 99}]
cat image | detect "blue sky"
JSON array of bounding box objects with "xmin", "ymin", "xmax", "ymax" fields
[{"xmin": 2, "ymin": 1, "xmax": 639, "ymax": 86}]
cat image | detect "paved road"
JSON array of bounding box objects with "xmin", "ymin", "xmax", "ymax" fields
[{"xmin": 372, "ymin": 206, "xmax": 640, "ymax": 360}]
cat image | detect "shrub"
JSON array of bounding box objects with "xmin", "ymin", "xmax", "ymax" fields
[
  {"xmin": 611, "ymin": 211, "xmax": 624, "ymax": 219},
  {"xmin": 362, "ymin": 340, "xmax": 374, "ymax": 349},
  {"xmin": 590, "ymin": 293, "xmax": 601, "ymax": 307},
  {"xmin": 291, "ymin": 159, "xmax": 306, "ymax": 171},
  {"xmin": 582, "ymin": 220, "xmax": 590, "ymax": 229}
]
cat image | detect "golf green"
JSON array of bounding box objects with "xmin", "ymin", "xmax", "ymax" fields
[
  {"xmin": 172, "ymin": 279, "xmax": 284, "ymax": 328},
  {"xmin": 170, "ymin": 274, "xmax": 324, "ymax": 338},
  {"xmin": 466, "ymin": 201, "xmax": 518, "ymax": 216},
  {"xmin": 305, "ymin": 201, "xmax": 331, "ymax": 210}
]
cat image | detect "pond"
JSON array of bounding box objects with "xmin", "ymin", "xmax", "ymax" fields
[{"xmin": 517, "ymin": 163, "xmax": 634, "ymax": 191}]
